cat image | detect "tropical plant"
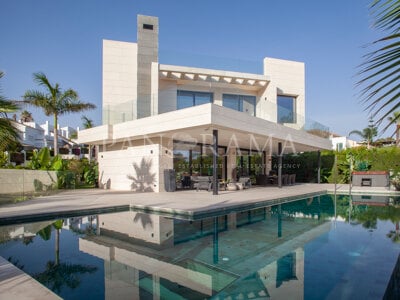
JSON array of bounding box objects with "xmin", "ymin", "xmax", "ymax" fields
[
  {"xmin": 0, "ymin": 151, "xmax": 10, "ymax": 168},
  {"xmin": 81, "ymin": 115, "xmax": 95, "ymax": 161},
  {"xmin": 391, "ymin": 173, "xmax": 400, "ymax": 191},
  {"xmin": 388, "ymin": 111, "xmax": 400, "ymax": 146},
  {"xmin": 354, "ymin": 159, "xmax": 371, "ymax": 171},
  {"xmin": 28, "ymin": 147, "xmax": 64, "ymax": 171},
  {"xmin": 83, "ymin": 161, "xmax": 98, "ymax": 186},
  {"xmin": 23, "ymin": 72, "xmax": 96, "ymax": 155},
  {"xmin": 348, "ymin": 120, "xmax": 378, "ymax": 148},
  {"xmin": 0, "ymin": 71, "xmax": 19, "ymax": 151},
  {"xmin": 20, "ymin": 110, "xmax": 34, "ymax": 122},
  {"xmin": 357, "ymin": 0, "xmax": 400, "ymax": 128},
  {"xmin": 81, "ymin": 115, "xmax": 93, "ymax": 129}
]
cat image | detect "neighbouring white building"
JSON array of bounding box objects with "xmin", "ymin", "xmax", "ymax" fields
[
  {"xmin": 78, "ymin": 15, "xmax": 332, "ymax": 192},
  {"xmin": 330, "ymin": 134, "xmax": 359, "ymax": 151},
  {"xmin": 13, "ymin": 120, "xmax": 77, "ymax": 150}
]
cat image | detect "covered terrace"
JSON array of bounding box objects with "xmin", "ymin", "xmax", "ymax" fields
[{"xmin": 78, "ymin": 104, "xmax": 332, "ymax": 193}]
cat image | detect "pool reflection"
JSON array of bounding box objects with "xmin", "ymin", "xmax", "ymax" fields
[
  {"xmin": 1, "ymin": 194, "xmax": 400, "ymax": 299},
  {"xmin": 79, "ymin": 195, "xmax": 335, "ymax": 299}
]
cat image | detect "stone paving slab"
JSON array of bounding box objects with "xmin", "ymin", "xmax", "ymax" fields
[
  {"xmin": 0, "ymin": 183, "xmax": 398, "ymax": 224},
  {"xmin": 0, "ymin": 184, "xmax": 327, "ymax": 222},
  {"xmin": 0, "ymin": 256, "xmax": 61, "ymax": 300}
]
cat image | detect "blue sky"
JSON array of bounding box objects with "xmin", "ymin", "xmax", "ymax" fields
[{"xmin": 0, "ymin": 0, "xmax": 389, "ymax": 137}]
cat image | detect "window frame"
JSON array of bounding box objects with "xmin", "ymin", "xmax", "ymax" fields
[
  {"xmin": 277, "ymin": 95, "xmax": 296, "ymax": 124},
  {"xmin": 177, "ymin": 90, "xmax": 213, "ymax": 110},
  {"xmin": 222, "ymin": 93, "xmax": 256, "ymax": 116}
]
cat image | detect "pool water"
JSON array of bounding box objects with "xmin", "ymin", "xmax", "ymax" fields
[{"xmin": 1, "ymin": 194, "xmax": 400, "ymax": 299}]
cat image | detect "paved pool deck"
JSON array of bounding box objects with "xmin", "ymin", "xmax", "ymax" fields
[
  {"xmin": 0, "ymin": 256, "xmax": 61, "ymax": 300},
  {"xmin": 0, "ymin": 183, "xmax": 399, "ymax": 224}
]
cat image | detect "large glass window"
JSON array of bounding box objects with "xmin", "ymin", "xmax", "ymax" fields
[
  {"xmin": 177, "ymin": 91, "xmax": 213, "ymax": 110},
  {"xmin": 277, "ymin": 95, "xmax": 296, "ymax": 123},
  {"xmin": 173, "ymin": 141, "xmax": 226, "ymax": 179},
  {"xmin": 222, "ymin": 94, "xmax": 256, "ymax": 116}
]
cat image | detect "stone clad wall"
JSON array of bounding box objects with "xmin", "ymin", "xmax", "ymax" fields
[
  {"xmin": 352, "ymin": 171, "xmax": 389, "ymax": 187},
  {"xmin": 98, "ymin": 144, "xmax": 162, "ymax": 192},
  {"xmin": 0, "ymin": 169, "xmax": 58, "ymax": 194}
]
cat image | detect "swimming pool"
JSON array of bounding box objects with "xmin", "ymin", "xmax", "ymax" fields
[{"xmin": 0, "ymin": 194, "xmax": 399, "ymax": 299}]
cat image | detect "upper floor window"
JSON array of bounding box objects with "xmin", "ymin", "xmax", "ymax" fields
[
  {"xmin": 277, "ymin": 95, "xmax": 296, "ymax": 123},
  {"xmin": 222, "ymin": 94, "xmax": 256, "ymax": 116},
  {"xmin": 177, "ymin": 90, "xmax": 213, "ymax": 110}
]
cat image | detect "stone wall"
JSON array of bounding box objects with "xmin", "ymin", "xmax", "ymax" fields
[{"xmin": 0, "ymin": 169, "xmax": 58, "ymax": 194}]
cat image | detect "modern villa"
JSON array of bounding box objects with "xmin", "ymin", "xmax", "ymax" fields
[{"xmin": 78, "ymin": 15, "xmax": 332, "ymax": 192}]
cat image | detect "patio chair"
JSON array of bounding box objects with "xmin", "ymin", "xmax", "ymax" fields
[
  {"xmin": 282, "ymin": 174, "xmax": 289, "ymax": 185},
  {"xmin": 289, "ymin": 174, "xmax": 296, "ymax": 185},
  {"xmin": 196, "ymin": 176, "xmax": 212, "ymax": 191},
  {"xmin": 181, "ymin": 176, "xmax": 191, "ymax": 189},
  {"xmin": 238, "ymin": 177, "xmax": 252, "ymax": 189}
]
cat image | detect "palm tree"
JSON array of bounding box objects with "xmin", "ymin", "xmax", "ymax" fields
[
  {"xmin": 349, "ymin": 120, "xmax": 378, "ymax": 148},
  {"xmin": 388, "ymin": 111, "xmax": 400, "ymax": 146},
  {"xmin": 81, "ymin": 115, "xmax": 94, "ymax": 161},
  {"xmin": 23, "ymin": 72, "xmax": 96, "ymax": 155},
  {"xmin": 357, "ymin": 0, "xmax": 400, "ymax": 127},
  {"xmin": 20, "ymin": 110, "xmax": 34, "ymax": 123},
  {"xmin": 81, "ymin": 115, "xmax": 93, "ymax": 129},
  {"xmin": 0, "ymin": 71, "xmax": 19, "ymax": 151}
]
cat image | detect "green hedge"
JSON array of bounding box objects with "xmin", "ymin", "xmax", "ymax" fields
[
  {"xmin": 272, "ymin": 151, "xmax": 334, "ymax": 183},
  {"xmin": 272, "ymin": 146, "xmax": 400, "ymax": 184}
]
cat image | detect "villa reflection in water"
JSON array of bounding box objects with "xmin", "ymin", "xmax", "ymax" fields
[
  {"xmin": 79, "ymin": 196, "xmax": 337, "ymax": 299},
  {"xmin": 2, "ymin": 194, "xmax": 400, "ymax": 299}
]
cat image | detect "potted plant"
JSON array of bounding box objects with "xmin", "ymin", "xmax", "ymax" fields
[{"xmin": 391, "ymin": 174, "xmax": 400, "ymax": 191}]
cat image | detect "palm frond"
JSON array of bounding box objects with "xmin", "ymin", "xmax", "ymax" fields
[
  {"xmin": 0, "ymin": 99, "xmax": 19, "ymax": 116},
  {"xmin": 348, "ymin": 130, "xmax": 363, "ymax": 137},
  {"xmin": 0, "ymin": 119, "xmax": 20, "ymax": 151},
  {"xmin": 33, "ymin": 72, "xmax": 58, "ymax": 95},
  {"xmin": 24, "ymin": 90, "xmax": 54, "ymax": 116},
  {"xmin": 81, "ymin": 116, "xmax": 94, "ymax": 129},
  {"xmin": 59, "ymin": 102, "xmax": 96, "ymax": 116},
  {"xmin": 358, "ymin": 0, "xmax": 400, "ymax": 129}
]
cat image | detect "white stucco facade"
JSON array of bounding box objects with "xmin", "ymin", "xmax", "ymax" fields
[
  {"xmin": 330, "ymin": 135, "xmax": 359, "ymax": 151},
  {"xmin": 79, "ymin": 14, "xmax": 332, "ymax": 192},
  {"xmin": 13, "ymin": 120, "xmax": 77, "ymax": 150}
]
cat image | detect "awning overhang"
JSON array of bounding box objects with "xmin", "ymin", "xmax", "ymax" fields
[{"xmin": 78, "ymin": 104, "xmax": 332, "ymax": 154}]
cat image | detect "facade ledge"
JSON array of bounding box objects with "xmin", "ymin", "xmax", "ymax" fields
[
  {"xmin": 159, "ymin": 64, "xmax": 270, "ymax": 88},
  {"xmin": 79, "ymin": 104, "xmax": 331, "ymax": 152}
]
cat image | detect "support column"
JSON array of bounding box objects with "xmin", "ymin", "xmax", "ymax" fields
[
  {"xmin": 278, "ymin": 142, "xmax": 282, "ymax": 188},
  {"xmin": 265, "ymin": 152, "xmax": 272, "ymax": 175},
  {"xmin": 317, "ymin": 150, "xmax": 321, "ymax": 184},
  {"xmin": 227, "ymin": 213, "xmax": 237, "ymax": 230},
  {"xmin": 212, "ymin": 129, "xmax": 218, "ymax": 195},
  {"xmin": 158, "ymin": 137, "xmax": 174, "ymax": 193},
  {"xmin": 213, "ymin": 217, "xmax": 219, "ymax": 263},
  {"xmin": 152, "ymin": 275, "xmax": 160, "ymax": 300},
  {"xmin": 227, "ymin": 148, "xmax": 237, "ymax": 181},
  {"xmin": 277, "ymin": 204, "xmax": 282, "ymax": 238}
]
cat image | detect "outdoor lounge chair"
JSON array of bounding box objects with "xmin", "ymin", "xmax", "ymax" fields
[
  {"xmin": 238, "ymin": 177, "xmax": 252, "ymax": 189},
  {"xmin": 195, "ymin": 176, "xmax": 212, "ymax": 191}
]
